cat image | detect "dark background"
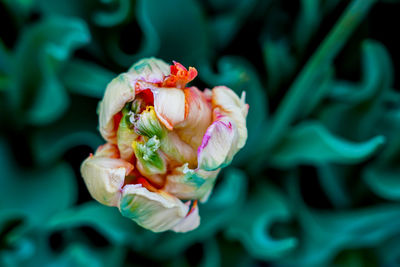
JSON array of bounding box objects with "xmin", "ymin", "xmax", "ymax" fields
[{"xmin": 1, "ymin": 0, "xmax": 400, "ymax": 266}]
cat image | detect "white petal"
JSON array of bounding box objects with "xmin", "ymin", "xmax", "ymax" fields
[
  {"xmin": 197, "ymin": 113, "xmax": 239, "ymax": 171},
  {"xmin": 93, "ymin": 143, "xmax": 120, "ymax": 158},
  {"xmin": 99, "ymin": 58, "xmax": 171, "ymax": 143},
  {"xmin": 172, "ymin": 204, "xmax": 200, "ymax": 233},
  {"xmin": 119, "ymin": 184, "xmax": 189, "ymax": 232},
  {"xmin": 128, "ymin": 57, "xmax": 170, "ymax": 84},
  {"xmin": 80, "ymin": 144, "xmax": 133, "ymax": 207},
  {"xmin": 99, "ymin": 73, "xmax": 136, "ymax": 143},
  {"xmin": 160, "ymin": 131, "xmax": 197, "ymax": 167},
  {"xmin": 212, "ymin": 86, "xmax": 248, "ymax": 149},
  {"xmin": 174, "ymin": 87, "xmax": 212, "ymax": 149},
  {"xmin": 153, "ymin": 87, "xmax": 186, "ymax": 130}
]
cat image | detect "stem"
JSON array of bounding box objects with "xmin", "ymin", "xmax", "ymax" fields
[{"xmin": 260, "ymin": 0, "xmax": 377, "ymax": 155}]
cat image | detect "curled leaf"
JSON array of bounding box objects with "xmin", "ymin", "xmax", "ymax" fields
[{"xmin": 270, "ymin": 122, "xmax": 385, "ymax": 167}]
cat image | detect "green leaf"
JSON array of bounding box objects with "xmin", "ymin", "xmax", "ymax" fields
[
  {"xmin": 7, "ymin": 16, "xmax": 90, "ymax": 125},
  {"xmin": 93, "ymin": 0, "xmax": 132, "ymax": 27},
  {"xmin": 0, "ymin": 139, "xmax": 77, "ymax": 226},
  {"xmin": 285, "ymin": 177, "xmax": 400, "ymax": 266},
  {"xmin": 225, "ymin": 182, "xmax": 297, "ymax": 260},
  {"xmin": 62, "ymin": 59, "xmax": 115, "ymax": 98},
  {"xmin": 293, "ymin": 0, "xmax": 321, "ymax": 52},
  {"xmin": 364, "ymin": 166, "xmax": 400, "ymax": 201},
  {"xmin": 31, "ymin": 95, "xmax": 102, "ymax": 166},
  {"xmin": 329, "ymin": 40, "xmax": 393, "ymax": 103},
  {"xmin": 318, "ymin": 40, "xmax": 394, "ymax": 142},
  {"xmin": 209, "ymin": 0, "xmax": 259, "ymax": 50},
  {"xmin": 140, "ymin": 0, "xmax": 208, "ymax": 65},
  {"xmin": 258, "ymin": 0, "xmax": 378, "ymax": 154},
  {"xmin": 108, "ymin": 0, "xmax": 209, "ymax": 67},
  {"xmin": 46, "ymin": 202, "xmax": 158, "ymax": 248},
  {"xmin": 317, "ymin": 164, "xmax": 351, "ymax": 208},
  {"xmin": 262, "ymin": 39, "xmax": 296, "ymax": 95},
  {"xmin": 270, "ymin": 122, "xmax": 385, "ymax": 167}
]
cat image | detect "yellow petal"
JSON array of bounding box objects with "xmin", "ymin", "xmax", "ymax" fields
[
  {"xmin": 119, "ymin": 184, "xmax": 190, "ymax": 232},
  {"xmin": 80, "ymin": 144, "xmax": 133, "ymax": 207}
]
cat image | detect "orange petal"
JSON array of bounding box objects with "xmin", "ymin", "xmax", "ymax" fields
[{"xmin": 162, "ymin": 61, "xmax": 198, "ymax": 89}]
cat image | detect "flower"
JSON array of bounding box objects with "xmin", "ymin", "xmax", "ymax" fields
[{"xmin": 81, "ymin": 58, "xmax": 248, "ymax": 232}]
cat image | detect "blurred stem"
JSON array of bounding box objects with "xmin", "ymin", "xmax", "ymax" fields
[{"xmin": 254, "ymin": 0, "xmax": 377, "ymax": 168}]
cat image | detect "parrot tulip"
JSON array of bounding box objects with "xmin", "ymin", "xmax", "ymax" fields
[{"xmin": 81, "ymin": 58, "xmax": 248, "ymax": 232}]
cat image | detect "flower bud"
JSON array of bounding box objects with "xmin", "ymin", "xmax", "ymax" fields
[{"xmin": 81, "ymin": 58, "xmax": 248, "ymax": 232}]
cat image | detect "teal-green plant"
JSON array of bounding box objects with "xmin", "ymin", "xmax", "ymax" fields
[{"xmin": 1, "ymin": 0, "xmax": 400, "ymax": 266}]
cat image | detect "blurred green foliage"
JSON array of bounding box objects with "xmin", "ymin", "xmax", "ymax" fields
[{"xmin": 1, "ymin": 0, "xmax": 400, "ymax": 266}]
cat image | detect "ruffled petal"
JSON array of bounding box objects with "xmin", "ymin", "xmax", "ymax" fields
[
  {"xmin": 172, "ymin": 202, "xmax": 200, "ymax": 232},
  {"xmin": 80, "ymin": 144, "xmax": 134, "ymax": 206},
  {"xmin": 153, "ymin": 87, "xmax": 186, "ymax": 130},
  {"xmin": 94, "ymin": 143, "xmax": 121, "ymax": 158},
  {"xmin": 128, "ymin": 57, "xmax": 170, "ymax": 84},
  {"xmin": 99, "ymin": 73, "xmax": 136, "ymax": 143},
  {"xmin": 197, "ymin": 112, "xmax": 239, "ymax": 171},
  {"xmin": 175, "ymin": 87, "xmax": 212, "ymax": 149},
  {"xmin": 160, "ymin": 131, "xmax": 197, "ymax": 167},
  {"xmin": 119, "ymin": 184, "xmax": 190, "ymax": 232},
  {"xmin": 212, "ymin": 86, "xmax": 248, "ymax": 149},
  {"xmin": 162, "ymin": 61, "xmax": 198, "ymax": 89},
  {"xmin": 99, "ymin": 58, "xmax": 170, "ymax": 143},
  {"xmin": 164, "ymin": 163, "xmax": 220, "ymax": 200},
  {"xmin": 135, "ymin": 105, "xmax": 197, "ymax": 167},
  {"xmin": 134, "ymin": 106, "xmax": 166, "ymax": 139}
]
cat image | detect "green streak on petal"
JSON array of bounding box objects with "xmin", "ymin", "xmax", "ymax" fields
[
  {"xmin": 135, "ymin": 107, "xmax": 165, "ymax": 139},
  {"xmin": 133, "ymin": 136, "xmax": 166, "ymax": 174},
  {"xmin": 131, "ymin": 98, "xmax": 145, "ymax": 114},
  {"xmin": 133, "ymin": 61, "xmax": 151, "ymax": 72},
  {"xmin": 117, "ymin": 104, "xmax": 137, "ymax": 159},
  {"xmin": 120, "ymin": 104, "xmax": 133, "ymax": 128},
  {"xmin": 184, "ymin": 169, "xmax": 206, "ymax": 188},
  {"xmin": 127, "ymin": 57, "xmax": 170, "ymax": 81},
  {"xmin": 120, "ymin": 194, "xmax": 141, "ymax": 218}
]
